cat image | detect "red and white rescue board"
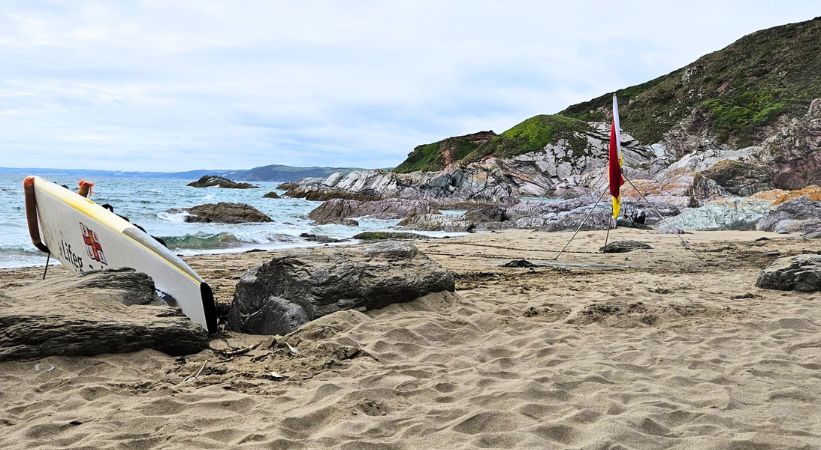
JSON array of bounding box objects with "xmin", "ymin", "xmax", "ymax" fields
[{"xmin": 24, "ymin": 176, "xmax": 217, "ymax": 333}]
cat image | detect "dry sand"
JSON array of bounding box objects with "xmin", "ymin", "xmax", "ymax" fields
[{"xmin": 0, "ymin": 229, "xmax": 819, "ymax": 449}]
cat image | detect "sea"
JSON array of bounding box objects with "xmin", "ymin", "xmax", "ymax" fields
[{"xmin": 0, "ymin": 173, "xmax": 457, "ymax": 269}]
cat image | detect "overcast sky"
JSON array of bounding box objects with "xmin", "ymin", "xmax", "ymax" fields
[{"xmin": 0, "ymin": 1, "xmax": 817, "ymax": 171}]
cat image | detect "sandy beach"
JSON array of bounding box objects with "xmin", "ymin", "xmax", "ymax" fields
[{"xmin": 0, "ymin": 229, "xmax": 818, "ymax": 449}]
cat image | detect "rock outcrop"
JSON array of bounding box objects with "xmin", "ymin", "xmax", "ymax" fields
[
  {"xmin": 756, "ymin": 254, "xmax": 821, "ymax": 292},
  {"xmin": 285, "ymin": 123, "xmax": 661, "ymax": 204},
  {"xmin": 182, "ymin": 202, "xmax": 272, "ymax": 224},
  {"xmin": 462, "ymin": 206, "xmax": 508, "ymax": 223},
  {"xmin": 227, "ymin": 242, "xmax": 455, "ymax": 335},
  {"xmin": 299, "ymin": 233, "xmax": 343, "ymax": 244},
  {"xmin": 761, "ymin": 98, "xmax": 821, "ymax": 190},
  {"xmin": 353, "ymin": 232, "xmax": 431, "ymax": 240},
  {"xmin": 263, "ymin": 191, "xmax": 281, "ymax": 199},
  {"xmin": 656, "ymin": 198, "xmax": 771, "ymax": 232},
  {"xmin": 701, "ymin": 159, "xmax": 772, "ymax": 196},
  {"xmin": 0, "ymin": 269, "xmax": 208, "ymax": 361},
  {"xmin": 187, "ymin": 175, "xmax": 258, "ymax": 189},
  {"xmin": 756, "ymin": 196, "xmax": 821, "ymax": 233},
  {"xmin": 398, "ymin": 214, "xmax": 475, "ymax": 232},
  {"xmin": 308, "ymin": 199, "xmax": 439, "ymax": 224}
]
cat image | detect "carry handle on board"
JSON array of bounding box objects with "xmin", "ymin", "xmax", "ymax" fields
[{"xmin": 23, "ymin": 176, "xmax": 49, "ymax": 253}]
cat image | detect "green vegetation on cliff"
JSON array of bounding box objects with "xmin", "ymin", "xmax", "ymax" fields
[
  {"xmin": 394, "ymin": 139, "xmax": 478, "ymax": 173},
  {"xmin": 394, "ymin": 116, "xmax": 591, "ymax": 172},
  {"xmin": 461, "ymin": 115, "xmax": 592, "ymax": 164},
  {"xmin": 394, "ymin": 131, "xmax": 496, "ymax": 173},
  {"xmin": 561, "ymin": 17, "xmax": 821, "ymax": 146}
]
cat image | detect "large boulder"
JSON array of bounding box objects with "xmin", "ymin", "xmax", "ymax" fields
[
  {"xmin": 182, "ymin": 202, "xmax": 272, "ymax": 223},
  {"xmin": 756, "ymin": 196, "xmax": 821, "ymax": 233},
  {"xmin": 308, "ymin": 199, "xmax": 438, "ymax": 224},
  {"xmin": 187, "ymin": 175, "xmax": 258, "ymax": 189},
  {"xmin": 756, "ymin": 254, "xmax": 821, "ymax": 292},
  {"xmin": 656, "ymin": 198, "xmax": 771, "ymax": 232},
  {"xmin": 227, "ymin": 242, "xmax": 455, "ymax": 335},
  {"xmin": 0, "ymin": 269, "xmax": 208, "ymax": 361},
  {"xmin": 702, "ymin": 159, "xmax": 772, "ymax": 196}
]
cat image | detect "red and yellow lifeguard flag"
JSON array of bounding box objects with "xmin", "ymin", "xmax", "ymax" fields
[{"xmin": 608, "ymin": 94, "xmax": 624, "ymax": 219}]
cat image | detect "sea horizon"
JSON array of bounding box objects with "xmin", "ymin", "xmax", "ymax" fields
[{"xmin": 0, "ymin": 172, "xmax": 458, "ymax": 269}]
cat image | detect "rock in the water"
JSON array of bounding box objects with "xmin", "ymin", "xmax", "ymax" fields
[
  {"xmin": 756, "ymin": 196, "xmax": 821, "ymax": 233},
  {"xmin": 263, "ymin": 191, "xmax": 281, "ymax": 199},
  {"xmin": 300, "ymin": 233, "xmax": 343, "ymax": 244},
  {"xmin": 183, "ymin": 202, "xmax": 272, "ymax": 224},
  {"xmin": 756, "ymin": 254, "xmax": 821, "ymax": 292},
  {"xmin": 0, "ymin": 269, "xmax": 208, "ymax": 361},
  {"xmin": 227, "ymin": 242, "xmax": 455, "ymax": 335},
  {"xmin": 600, "ymin": 240, "xmax": 653, "ymax": 253},
  {"xmin": 353, "ymin": 231, "xmax": 431, "ymax": 240},
  {"xmin": 308, "ymin": 199, "xmax": 438, "ymax": 224},
  {"xmin": 187, "ymin": 175, "xmax": 257, "ymax": 189}
]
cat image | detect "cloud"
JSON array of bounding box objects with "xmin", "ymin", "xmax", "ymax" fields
[{"xmin": 0, "ymin": 0, "xmax": 817, "ymax": 170}]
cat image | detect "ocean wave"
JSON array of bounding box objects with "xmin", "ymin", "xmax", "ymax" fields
[
  {"xmin": 156, "ymin": 210, "xmax": 190, "ymax": 223},
  {"xmin": 0, "ymin": 243, "xmax": 40, "ymax": 254},
  {"xmin": 161, "ymin": 232, "xmax": 242, "ymax": 249},
  {"xmin": 160, "ymin": 231, "xmax": 299, "ymax": 250}
]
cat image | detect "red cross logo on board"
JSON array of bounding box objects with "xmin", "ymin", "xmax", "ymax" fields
[{"xmin": 81, "ymin": 223, "xmax": 107, "ymax": 265}]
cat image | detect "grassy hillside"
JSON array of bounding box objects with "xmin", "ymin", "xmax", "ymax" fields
[
  {"xmin": 561, "ymin": 17, "xmax": 821, "ymax": 146},
  {"xmin": 393, "ymin": 17, "xmax": 821, "ymax": 173},
  {"xmin": 461, "ymin": 115, "xmax": 592, "ymax": 164},
  {"xmin": 394, "ymin": 131, "xmax": 495, "ymax": 173},
  {"xmin": 394, "ymin": 116, "xmax": 591, "ymax": 172}
]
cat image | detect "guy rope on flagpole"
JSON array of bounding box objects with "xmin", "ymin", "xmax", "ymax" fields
[
  {"xmin": 622, "ymin": 175, "xmax": 704, "ymax": 261},
  {"xmin": 553, "ymin": 186, "xmax": 608, "ymax": 260}
]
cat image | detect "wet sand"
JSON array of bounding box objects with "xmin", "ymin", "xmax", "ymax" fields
[{"xmin": 1, "ymin": 229, "xmax": 819, "ymax": 449}]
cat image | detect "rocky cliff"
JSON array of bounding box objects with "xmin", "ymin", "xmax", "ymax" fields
[{"xmin": 284, "ymin": 18, "xmax": 820, "ymax": 232}]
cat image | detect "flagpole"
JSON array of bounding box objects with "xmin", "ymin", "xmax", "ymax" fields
[{"xmin": 603, "ymin": 216, "xmax": 612, "ymax": 252}]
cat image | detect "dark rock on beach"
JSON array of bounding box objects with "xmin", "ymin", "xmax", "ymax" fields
[
  {"xmin": 183, "ymin": 202, "xmax": 272, "ymax": 224},
  {"xmin": 502, "ymin": 259, "xmax": 537, "ymax": 268},
  {"xmin": 398, "ymin": 214, "xmax": 474, "ymax": 232},
  {"xmin": 308, "ymin": 198, "xmax": 438, "ymax": 224},
  {"xmin": 228, "ymin": 242, "xmax": 455, "ymax": 335},
  {"xmin": 187, "ymin": 175, "xmax": 258, "ymax": 189},
  {"xmin": 462, "ymin": 206, "xmax": 508, "ymax": 223},
  {"xmin": 300, "ymin": 233, "xmax": 343, "ymax": 244},
  {"xmin": 353, "ymin": 231, "xmax": 431, "ymax": 241},
  {"xmin": 756, "ymin": 254, "xmax": 821, "ymax": 292},
  {"xmin": 600, "ymin": 240, "xmax": 653, "ymax": 253},
  {"xmin": 263, "ymin": 191, "xmax": 281, "ymax": 199},
  {"xmin": 0, "ymin": 269, "xmax": 208, "ymax": 361}
]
